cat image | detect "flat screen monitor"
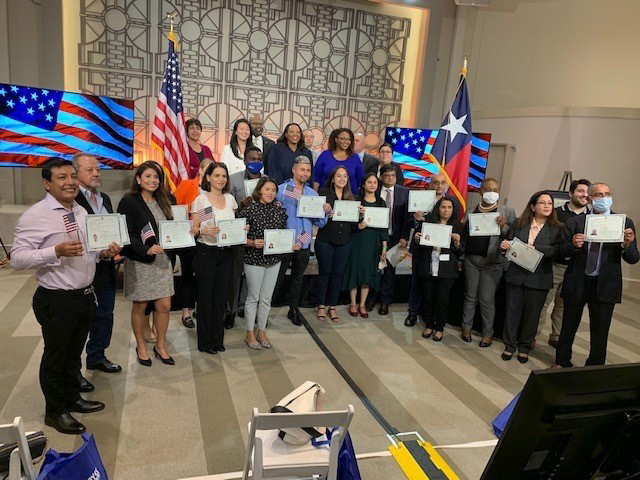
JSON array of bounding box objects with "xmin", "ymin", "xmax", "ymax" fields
[
  {"xmin": 0, "ymin": 82, "xmax": 134, "ymax": 169},
  {"xmin": 482, "ymin": 364, "xmax": 640, "ymax": 479}
]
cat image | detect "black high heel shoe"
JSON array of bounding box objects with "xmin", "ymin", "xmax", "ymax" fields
[
  {"xmin": 136, "ymin": 347, "xmax": 152, "ymax": 367},
  {"xmin": 153, "ymin": 346, "xmax": 175, "ymax": 365},
  {"xmin": 501, "ymin": 351, "xmax": 513, "ymax": 361}
]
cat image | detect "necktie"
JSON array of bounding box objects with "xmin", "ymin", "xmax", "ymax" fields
[
  {"xmin": 385, "ymin": 189, "xmax": 392, "ymax": 234},
  {"xmin": 586, "ymin": 242, "xmax": 601, "ymax": 275}
]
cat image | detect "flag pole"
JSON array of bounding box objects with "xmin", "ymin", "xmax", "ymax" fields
[{"xmin": 440, "ymin": 56, "xmax": 469, "ymax": 167}]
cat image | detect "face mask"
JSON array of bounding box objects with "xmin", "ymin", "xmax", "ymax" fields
[
  {"xmin": 591, "ymin": 197, "xmax": 612, "ymax": 212},
  {"xmin": 246, "ymin": 162, "xmax": 263, "ymax": 175},
  {"xmin": 482, "ymin": 191, "xmax": 499, "ymax": 205}
]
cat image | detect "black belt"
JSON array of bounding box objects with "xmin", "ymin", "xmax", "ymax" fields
[{"xmin": 40, "ymin": 285, "xmax": 95, "ymax": 296}]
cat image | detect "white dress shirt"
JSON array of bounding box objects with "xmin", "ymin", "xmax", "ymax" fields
[
  {"xmin": 252, "ymin": 135, "xmax": 264, "ymax": 152},
  {"xmin": 79, "ymin": 185, "xmax": 108, "ymax": 214}
]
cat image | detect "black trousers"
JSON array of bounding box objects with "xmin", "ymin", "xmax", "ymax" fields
[
  {"xmin": 195, "ymin": 243, "xmax": 233, "ymax": 350},
  {"xmin": 178, "ymin": 247, "xmax": 197, "ymax": 309},
  {"xmin": 275, "ymin": 248, "xmax": 311, "ymax": 310},
  {"xmin": 315, "ymin": 240, "xmax": 351, "ymax": 306},
  {"xmin": 32, "ymin": 286, "xmax": 94, "ymax": 416},
  {"xmin": 421, "ymin": 276, "xmax": 456, "ymax": 332},
  {"xmin": 503, "ymin": 282, "xmax": 548, "ymax": 354},
  {"xmin": 226, "ymin": 245, "xmax": 247, "ymax": 315},
  {"xmin": 555, "ymin": 276, "xmax": 615, "ymax": 367}
]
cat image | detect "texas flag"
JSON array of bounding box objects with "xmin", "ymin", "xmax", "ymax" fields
[{"xmin": 429, "ymin": 72, "xmax": 472, "ymax": 214}]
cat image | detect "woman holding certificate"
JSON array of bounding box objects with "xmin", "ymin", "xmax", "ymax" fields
[
  {"xmin": 316, "ymin": 166, "xmax": 358, "ymax": 323},
  {"xmin": 191, "ymin": 162, "xmax": 238, "ymax": 355},
  {"xmin": 341, "ymin": 172, "xmax": 388, "ymax": 318},
  {"xmin": 313, "ymin": 128, "xmax": 364, "ymax": 194},
  {"xmin": 237, "ymin": 177, "xmax": 288, "ymax": 349},
  {"xmin": 499, "ymin": 191, "xmax": 562, "ymax": 364},
  {"xmin": 117, "ymin": 161, "xmax": 176, "ymax": 366},
  {"xmin": 413, "ymin": 197, "xmax": 464, "ymax": 341}
]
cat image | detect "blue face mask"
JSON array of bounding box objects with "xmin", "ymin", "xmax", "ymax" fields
[
  {"xmin": 591, "ymin": 197, "xmax": 612, "ymax": 213},
  {"xmin": 246, "ymin": 162, "xmax": 263, "ymax": 175}
]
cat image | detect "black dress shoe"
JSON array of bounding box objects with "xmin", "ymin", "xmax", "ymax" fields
[
  {"xmin": 78, "ymin": 374, "xmax": 94, "ymax": 393},
  {"xmin": 237, "ymin": 309, "xmax": 245, "ymax": 318},
  {"xmin": 216, "ymin": 346, "xmax": 226, "ymax": 352},
  {"xmin": 200, "ymin": 348, "xmax": 217, "ymax": 355},
  {"xmin": 365, "ymin": 302, "xmax": 375, "ymax": 312},
  {"xmin": 378, "ymin": 304, "xmax": 389, "ymax": 315},
  {"xmin": 182, "ymin": 316, "xmax": 195, "ymax": 329},
  {"xmin": 45, "ymin": 412, "xmax": 86, "ymax": 435},
  {"xmin": 153, "ymin": 346, "xmax": 175, "ymax": 365},
  {"xmin": 68, "ymin": 398, "xmax": 105, "ymax": 414},
  {"xmin": 517, "ymin": 354, "xmax": 529, "ymax": 364},
  {"xmin": 501, "ymin": 351, "xmax": 513, "ymax": 361},
  {"xmin": 224, "ymin": 313, "xmax": 235, "ymax": 330},
  {"xmin": 288, "ymin": 308, "xmax": 303, "ymax": 326},
  {"xmin": 87, "ymin": 358, "xmax": 122, "ymax": 373},
  {"xmin": 404, "ymin": 315, "xmax": 417, "ymax": 327}
]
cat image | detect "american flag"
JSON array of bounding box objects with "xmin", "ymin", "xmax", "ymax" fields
[
  {"xmin": 151, "ymin": 32, "xmax": 189, "ymax": 190},
  {"xmin": 62, "ymin": 212, "xmax": 79, "ymax": 233},
  {"xmin": 0, "ymin": 83, "xmax": 134, "ymax": 168},
  {"xmin": 141, "ymin": 222, "xmax": 156, "ymax": 244},
  {"xmin": 283, "ymin": 184, "xmax": 301, "ymax": 200},
  {"xmin": 197, "ymin": 206, "xmax": 214, "ymax": 222},
  {"xmin": 297, "ymin": 229, "xmax": 311, "ymax": 244}
]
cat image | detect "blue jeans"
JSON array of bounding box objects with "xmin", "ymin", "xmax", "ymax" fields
[
  {"xmin": 85, "ymin": 283, "xmax": 116, "ymax": 365},
  {"xmin": 315, "ymin": 240, "xmax": 351, "ymax": 306}
]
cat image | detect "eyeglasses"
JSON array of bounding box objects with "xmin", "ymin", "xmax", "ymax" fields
[{"xmin": 591, "ymin": 192, "xmax": 613, "ymax": 198}]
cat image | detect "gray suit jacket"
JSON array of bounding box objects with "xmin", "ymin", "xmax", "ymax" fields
[{"xmin": 463, "ymin": 204, "xmax": 517, "ymax": 267}]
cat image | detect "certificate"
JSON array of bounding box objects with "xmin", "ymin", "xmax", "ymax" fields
[
  {"xmin": 244, "ymin": 178, "xmax": 260, "ymax": 197},
  {"xmin": 118, "ymin": 215, "xmax": 130, "ymax": 245},
  {"xmin": 171, "ymin": 205, "xmax": 188, "ymax": 221},
  {"xmin": 86, "ymin": 214, "xmax": 122, "ymax": 251},
  {"xmin": 333, "ymin": 200, "xmax": 360, "ymax": 223},
  {"xmin": 419, "ymin": 223, "xmax": 452, "ymax": 248},
  {"xmin": 506, "ymin": 237, "xmax": 543, "ymax": 273},
  {"xmin": 159, "ymin": 221, "xmax": 195, "ymax": 249},
  {"xmin": 263, "ymin": 229, "xmax": 295, "ymax": 255},
  {"xmin": 468, "ymin": 212, "xmax": 501, "ymax": 237},
  {"xmin": 408, "ymin": 190, "xmax": 436, "ymax": 213},
  {"xmin": 217, "ymin": 218, "xmax": 247, "ymax": 247},
  {"xmin": 297, "ymin": 195, "xmax": 326, "ymax": 218},
  {"xmin": 585, "ymin": 214, "xmax": 626, "ymax": 243},
  {"xmin": 363, "ymin": 207, "xmax": 389, "ymax": 229}
]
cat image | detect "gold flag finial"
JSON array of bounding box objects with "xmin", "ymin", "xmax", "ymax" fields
[
  {"xmin": 462, "ymin": 56, "xmax": 468, "ymax": 76},
  {"xmin": 166, "ymin": 12, "xmax": 179, "ymax": 45}
]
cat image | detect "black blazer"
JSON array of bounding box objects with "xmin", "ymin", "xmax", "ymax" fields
[
  {"xmin": 117, "ymin": 193, "xmax": 167, "ymax": 263},
  {"xmin": 560, "ymin": 214, "xmax": 639, "ymax": 304},
  {"xmin": 504, "ymin": 221, "xmax": 562, "ymax": 290},
  {"xmin": 413, "ymin": 220, "xmax": 464, "ymax": 279},
  {"xmin": 262, "ymin": 137, "xmax": 275, "ymax": 174},
  {"xmin": 75, "ymin": 190, "xmax": 116, "ymax": 290},
  {"xmin": 365, "ymin": 161, "xmax": 405, "ymax": 185},
  {"xmin": 381, "ymin": 185, "xmax": 411, "ymax": 247},
  {"xmin": 362, "ymin": 153, "xmax": 378, "ymax": 173}
]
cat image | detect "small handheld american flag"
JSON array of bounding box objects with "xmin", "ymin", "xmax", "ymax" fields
[
  {"xmin": 284, "ymin": 185, "xmax": 301, "ymax": 201},
  {"xmin": 141, "ymin": 222, "xmax": 156, "ymax": 245},
  {"xmin": 62, "ymin": 212, "xmax": 79, "ymax": 233},
  {"xmin": 197, "ymin": 206, "xmax": 214, "ymax": 222},
  {"xmin": 297, "ymin": 229, "xmax": 311, "ymax": 245}
]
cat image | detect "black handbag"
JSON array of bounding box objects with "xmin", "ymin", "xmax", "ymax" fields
[{"xmin": 0, "ymin": 430, "xmax": 47, "ymax": 474}]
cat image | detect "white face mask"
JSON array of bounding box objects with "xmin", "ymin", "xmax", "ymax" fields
[{"xmin": 482, "ymin": 191, "xmax": 499, "ymax": 205}]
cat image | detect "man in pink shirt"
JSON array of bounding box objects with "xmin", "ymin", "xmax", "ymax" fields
[{"xmin": 11, "ymin": 158, "xmax": 120, "ymax": 435}]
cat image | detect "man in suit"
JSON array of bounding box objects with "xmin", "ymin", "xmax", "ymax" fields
[
  {"xmin": 72, "ymin": 154, "xmax": 121, "ymax": 392},
  {"xmin": 537, "ymin": 179, "xmax": 591, "ymax": 348},
  {"xmin": 369, "ymin": 164, "xmax": 411, "ymax": 314},
  {"xmin": 354, "ymin": 132, "xmax": 378, "ymax": 172},
  {"xmin": 249, "ymin": 114, "xmax": 275, "ymax": 174},
  {"xmin": 303, "ymin": 129, "xmax": 321, "ymax": 165},
  {"xmin": 553, "ymin": 182, "xmax": 638, "ymax": 368}
]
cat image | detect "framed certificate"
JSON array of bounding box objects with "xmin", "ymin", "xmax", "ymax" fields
[
  {"xmin": 468, "ymin": 212, "xmax": 501, "ymax": 237},
  {"xmin": 408, "ymin": 190, "xmax": 436, "ymax": 213},
  {"xmin": 584, "ymin": 214, "xmax": 626, "ymax": 243},
  {"xmin": 159, "ymin": 221, "xmax": 195, "ymax": 249},
  {"xmin": 419, "ymin": 223, "xmax": 452, "ymax": 248},
  {"xmin": 118, "ymin": 214, "xmax": 130, "ymax": 245},
  {"xmin": 333, "ymin": 200, "xmax": 360, "ymax": 223},
  {"xmin": 263, "ymin": 229, "xmax": 295, "ymax": 255},
  {"xmin": 85, "ymin": 214, "xmax": 122, "ymax": 251},
  {"xmin": 506, "ymin": 237, "xmax": 544, "ymax": 273},
  {"xmin": 244, "ymin": 178, "xmax": 260, "ymax": 198},
  {"xmin": 297, "ymin": 195, "xmax": 326, "ymax": 218},
  {"xmin": 217, "ymin": 218, "xmax": 247, "ymax": 247},
  {"xmin": 363, "ymin": 206, "xmax": 389, "ymax": 229},
  {"xmin": 171, "ymin": 205, "xmax": 188, "ymax": 221}
]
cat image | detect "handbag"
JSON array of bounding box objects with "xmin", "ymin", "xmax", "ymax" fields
[
  {"xmin": 270, "ymin": 381, "xmax": 325, "ymax": 445},
  {"xmin": 0, "ymin": 431, "xmax": 47, "ymax": 474},
  {"xmin": 37, "ymin": 433, "xmax": 108, "ymax": 480},
  {"xmin": 492, "ymin": 392, "xmax": 521, "ymax": 437}
]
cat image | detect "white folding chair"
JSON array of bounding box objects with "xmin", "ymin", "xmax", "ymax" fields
[
  {"xmin": 0, "ymin": 417, "xmax": 36, "ymax": 480},
  {"xmin": 242, "ymin": 405, "xmax": 354, "ymax": 480}
]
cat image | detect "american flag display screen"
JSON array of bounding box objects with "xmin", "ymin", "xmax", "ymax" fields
[{"xmin": 0, "ymin": 82, "xmax": 134, "ymax": 169}]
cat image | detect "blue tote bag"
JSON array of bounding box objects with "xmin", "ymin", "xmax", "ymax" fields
[
  {"xmin": 492, "ymin": 392, "xmax": 521, "ymax": 438},
  {"xmin": 312, "ymin": 427, "xmax": 362, "ymax": 480},
  {"xmin": 37, "ymin": 433, "xmax": 108, "ymax": 480}
]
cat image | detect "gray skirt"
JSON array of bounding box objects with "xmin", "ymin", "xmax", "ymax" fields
[{"xmin": 124, "ymin": 255, "xmax": 174, "ymax": 302}]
